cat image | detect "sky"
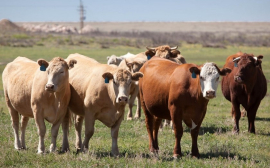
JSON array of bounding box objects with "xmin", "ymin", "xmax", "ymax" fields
[{"xmin": 0, "ymin": 0, "xmax": 270, "ymax": 22}]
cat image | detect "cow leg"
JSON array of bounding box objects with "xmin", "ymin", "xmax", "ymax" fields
[
  {"xmin": 170, "ymin": 105, "xmax": 183, "ymax": 158},
  {"xmin": 190, "ymin": 124, "xmax": 200, "ymax": 158},
  {"xmin": 82, "ymin": 111, "xmax": 95, "ymax": 152},
  {"xmin": 20, "ymin": 116, "xmax": 29, "ymax": 149},
  {"xmin": 247, "ymin": 101, "xmax": 260, "ymax": 134},
  {"xmin": 140, "ymin": 100, "xmax": 156, "ymax": 153},
  {"xmin": 50, "ymin": 119, "xmax": 62, "ymax": 152},
  {"xmin": 75, "ymin": 115, "xmax": 84, "ymax": 152},
  {"xmin": 231, "ymin": 100, "xmax": 241, "ymax": 134},
  {"xmin": 8, "ymin": 107, "xmax": 22, "ymax": 150},
  {"xmin": 61, "ymin": 110, "xmax": 70, "ymax": 152},
  {"xmin": 127, "ymin": 90, "xmax": 137, "ymax": 120},
  {"xmin": 134, "ymin": 89, "xmax": 141, "ymax": 119},
  {"xmin": 153, "ymin": 117, "xmax": 162, "ymax": 151},
  {"xmin": 145, "ymin": 111, "xmax": 157, "ymax": 153},
  {"xmin": 34, "ymin": 112, "xmax": 46, "ymax": 154},
  {"xmin": 111, "ymin": 110, "xmax": 125, "ymax": 156}
]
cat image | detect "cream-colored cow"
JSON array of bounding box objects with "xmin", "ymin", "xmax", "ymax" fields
[
  {"xmin": 117, "ymin": 52, "xmax": 148, "ymax": 120},
  {"xmin": 2, "ymin": 57, "xmax": 76, "ymax": 153},
  {"xmin": 66, "ymin": 53, "xmax": 143, "ymax": 156}
]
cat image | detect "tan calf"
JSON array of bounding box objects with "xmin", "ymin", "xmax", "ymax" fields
[
  {"xmin": 66, "ymin": 53, "xmax": 143, "ymax": 156},
  {"xmin": 2, "ymin": 57, "xmax": 76, "ymax": 153}
]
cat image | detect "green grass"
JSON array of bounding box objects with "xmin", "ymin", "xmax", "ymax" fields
[{"xmin": 0, "ymin": 44, "xmax": 270, "ymax": 167}]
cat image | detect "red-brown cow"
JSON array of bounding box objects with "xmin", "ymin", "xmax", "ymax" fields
[
  {"xmin": 139, "ymin": 57, "xmax": 231, "ymax": 158},
  {"xmin": 221, "ymin": 53, "xmax": 267, "ymax": 134}
]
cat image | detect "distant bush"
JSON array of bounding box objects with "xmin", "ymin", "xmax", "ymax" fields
[{"xmin": 12, "ymin": 33, "xmax": 30, "ymax": 39}]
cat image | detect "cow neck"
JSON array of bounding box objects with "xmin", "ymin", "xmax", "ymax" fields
[{"xmin": 51, "ymin": 85, "xmax": 69, "ymax": 124}]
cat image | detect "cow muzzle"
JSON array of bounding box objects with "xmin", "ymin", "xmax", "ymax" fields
[
  {"xmin": 205, "ymin": 90, "xmax": 215, "ymax": 99},
  {"xmin": 45, "ymin": 84, "xmax": 55, "ymax": 92},
  {"xmin": 117, "ymin": 96, "xmax": 128, "ymax": 104},
  {"xmin": 234, "ymin": 76, "xmax": 243, "ymax": 83}
]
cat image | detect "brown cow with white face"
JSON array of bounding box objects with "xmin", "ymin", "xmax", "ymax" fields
[
  {"xmin": 221, "ymin": 53, "xmax": 267, "ymax": 134},
  {"xmin": 139, "ymin": 57, "xmax": 231, "ymax": 158},
  {"xmin": 66, "ymin": 53, "xmax": 143, "ymax": 156},
  {"xmin": 2, "ymin": 56, "xmax": 76, "ymax": 153}
]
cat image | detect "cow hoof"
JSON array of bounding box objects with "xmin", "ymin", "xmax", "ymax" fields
[
  {"xmin": 191, "ymin": 154, "xmax": 200, "ymax": 159},
  {"xmin": 126, "ymin": 117, "xmax": 133, "ymax": 121},
  {"xmin": 232, "ymin": 129, "xmax": 239, "ymax": 135},
  {"xmin": 37, "ymin": 150, "xmax": 45, "ymax": 154},
  {"xmin": 60, "ymin": 147, "xmax": 69, "ymax": 153},
  {"xmin": 50, "ymin": 144, "xmax": 56, "ymax": 153},
  {"xmin": 134, "ymin": 113, "xmax": 140, "ymax": 119},
  {"xmin": 15, "ymin": 146, "xmax": 22, "ymax": 150},
  {"xmin": 173, "ymin": 154, "xmax": 181, "ymax": 159},
  {"xmin": 111, "ymin": 152, "xmax": 120, "ymax": 157}
]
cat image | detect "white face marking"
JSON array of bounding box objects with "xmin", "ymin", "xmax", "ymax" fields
[
  {"xmin": 199, "ymin": 63, "xmax": 220, "ymax": 99},
  {"xmin": 191, "ymin": 119, "xmax": 197, "ymax": 130}
]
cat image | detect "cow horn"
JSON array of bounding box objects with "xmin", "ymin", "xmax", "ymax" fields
[
  {"xmin": 233, "ymin": 57, "xmax": 241, "ymax": 62},
  {"xmin": 146, "ymin": 47, "xmax": 155, "ymax": 51},
  {"xmin": 253, "ymin": 57, "xmax": 258, "ymax": 61},
  {"xmin": 170, "ymin": 46, "xmax": 178, "ymax": 50}
]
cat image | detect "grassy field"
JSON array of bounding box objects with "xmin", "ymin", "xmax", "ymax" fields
[{"xmin": 0, "ymin": 44, "xmax": 270, "ymax": 167}]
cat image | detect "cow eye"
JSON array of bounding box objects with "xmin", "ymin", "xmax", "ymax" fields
[
  {"xmin": 60, "ymin": 71, "xmax": 64, "ymax": 74},
  {"xmin": 200, "ymin": 76, "xmax": 204, "ymax": 80},
  {"xmin": 216, "ymin": 77, "xmax": 219, "ymax": 81},
  {"xmin": 113, "ymin": 80, "xmax": 117, "ymax": 85}
]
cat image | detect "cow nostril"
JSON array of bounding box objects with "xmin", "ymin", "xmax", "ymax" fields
[
  {"xmin": 46, "ymin": 84, "xmax": 54, "ymax": 89},
  {"xmin": 206, "ymin": 91, "xmax": 215, "ymax": 96},
  {"xmin": 118, "ymin": 97, "xmax": 128, "ymax": 102}
]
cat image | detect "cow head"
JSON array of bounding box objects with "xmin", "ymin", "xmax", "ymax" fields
[
  {"xmin": 125, "ymin": 60, "xmax": 144, "ymax": 73},
  {"xmin": 102, "ymin": 69, "xmax": 143, "ymax": 104},
  {"xmin": 145, "ymin": 45, "xmax": 180, "ymax": 59},
  {"xmin": 233, "ymin": 53, "xmax": 263, "ymax": 84},
  {"xmin": 37, "ymin": 57, "xmax": 77, "ymax": 92},
  {"xmin": 107, "ymin": 55, "xmax": 123, "ymax": 66},
  {"xmin": 190, "ymin": 63, "xmax": 231, "ymax": 99}
]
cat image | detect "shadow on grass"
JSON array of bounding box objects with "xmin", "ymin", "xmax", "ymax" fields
[
  {"xmin": 181, "ymin": 126, "xmax": 231, "ymax": 135},
  {"xmin": 255, "ymin": 117, "xmax": 270, "ymax": 122},
  {"xmin": 199, "ymin": 126, "xmax": 231, "ymax": 135},
  {"xmin": 76, "ymin": 150, "xmax": 257, "ymax": 163}
]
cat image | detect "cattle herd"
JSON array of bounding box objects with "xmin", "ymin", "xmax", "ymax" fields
[{"xmin": 2, "ymin": 45, "xmax": 267, "ymax": 158}]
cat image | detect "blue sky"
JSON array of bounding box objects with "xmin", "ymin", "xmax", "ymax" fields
[{"xmin": 0, "ymin": 0, "xmax": 269, "ymax": 22}]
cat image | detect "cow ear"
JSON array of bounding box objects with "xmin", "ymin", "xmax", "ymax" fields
[
  {"xmin": 37, "ymin": 59, "xmax": 49, "ymax": 71},
  {"xmin": 219, "ymin": 67, "xmax": 231, "ymax": 76},
  {"xmin": 145, "ymin": 50, "xmax": 155, "ymax": 59},
  {"xmin": 170, "ymin": 50, "xmax": 180, "ymax": 58},
  {"xmin": 124, "ymin": 59, "xmax": 133, "ymax": 72},
  {"xmin": 255, "ymin": 55, "xmax": 263, "ymax": 66},
  {"xmin": 131, "ymin": 72, "xmax": 144, "ymax": 81},
  {"xmin": 189, "ymin": 67, "xmax": 200, "ymax": 78},
  {"xmin": 189, "ymin": 67, "xmax": 200, "ymax": 74},
  {"xmin": 68, "ymin": 59, "xmax": 77, "ymax": 69},
  {"xmin": 102, "ymin": 72, "xmax": 114, "ymax": 80},
  {"xmin": 257, "ymin": 55, "xmax": 263, "ymax": 60}
]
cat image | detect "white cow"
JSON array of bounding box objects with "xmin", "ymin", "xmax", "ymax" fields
[
  {"xmin": 2, "ymin": 56, "xmax": 76, "ymax": 153},
  {"xmin": 66, "ymin": 53, "xmax": 143, "ymax": 156},
  {"xmin": 107, "ymin": 52, "xmax": 135, "ymax": 65}
]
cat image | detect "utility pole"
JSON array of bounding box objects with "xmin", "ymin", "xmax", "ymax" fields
[{"xmin": 78, "ymin": 0, "xmax": 86, "ymax": 31}]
